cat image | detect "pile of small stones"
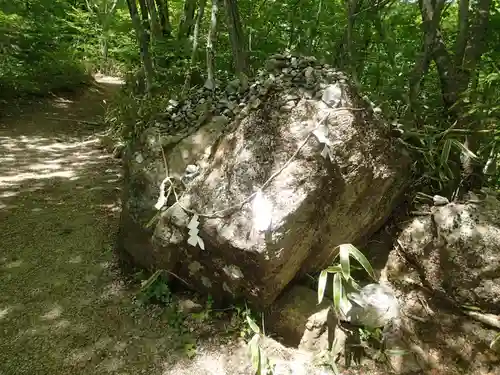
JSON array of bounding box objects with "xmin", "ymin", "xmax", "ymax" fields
[{"xmin": 155, "ymin": 53, "xmax": 351, "ymax": 137}]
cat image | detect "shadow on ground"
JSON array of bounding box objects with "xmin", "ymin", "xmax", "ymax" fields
[{"xmin": 0, "ymin": 79, "xmax": 246, "ymax": 375}]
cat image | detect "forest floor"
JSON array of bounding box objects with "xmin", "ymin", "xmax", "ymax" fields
[{"xmin": 0, "ymin": 77, "xmax": 251, "ymax": 375}]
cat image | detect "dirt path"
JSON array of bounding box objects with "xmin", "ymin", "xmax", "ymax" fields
[{"xmin": 0, "ymin": 79, "xmax": 190, "ymax": 375}]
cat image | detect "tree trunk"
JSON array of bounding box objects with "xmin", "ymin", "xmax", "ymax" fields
[
  {"xmin": 345, "ymin": 0, "xmax": 361, "ymax": 88},
  {"xmin": 101, "ymin": 35, "xmax": 109, "ymax": 61},
  {"xmin": 184, "ymin": 0, "xmax": 207, "ymax": 90},
  {"xmin": 126, "ymin": 0, "xmax": 154, "ymax": 93},
  {"xmin": 418, "ymin": 0, "xmax": 493, "ymax": 192},
  {"xmin": 205, "ymin": 0, "xmax": 219, "ymax": 90},
  {"xmin": 456, "ymin": 0, "xmax": 493, "ymax": 192},
  {"xmin": 155, "ymin": 0, "xmax": 172, "ymax": 37},
  {"xmin": 455, "ymin": 0, "xmax": 470, "ymax": 66},
  {"xmin": 286, "ymin": 0, "xmax": 302, "ymax": 49},
  {"xmin": 137, "ymin": 0, "xmax": 149, "ymax": 27},
  {"xmin": 178, "ymin": 0, "xmax": 197, "ymax": 39},
  {"xmin": 307, "ymin": 0, "xmax": 322, "ymax": 53},
  {"xmin": 408, "ymin": 0, "xmax": 446, "ymax": 120},
  {"xmin": 146, "ymin": 0, "xmax": 163, "ymax": 39},
  {"xmin": 224, "ymin": 0, "xmax": 248, "ymax": 75},
  {"xmin": 137, "ymin": 0, "xmax": 151, "ymax": 44}
]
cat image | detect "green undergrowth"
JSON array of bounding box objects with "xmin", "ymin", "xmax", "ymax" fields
[
  {"xmin": 133, "ymin": 269, "xmax": 257, "ymax": 360},
  {"xmin": 0, "ymin": 7, "xmax": 90, "ymax": 99},
  {"xmin": 0, "ymin": 2, "xmax": 135, "ymax": 102}
]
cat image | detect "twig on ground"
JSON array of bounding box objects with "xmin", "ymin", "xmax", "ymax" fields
[{"xmin": 43, "ymin": 116, "xmax": 101, "ymax": 125}]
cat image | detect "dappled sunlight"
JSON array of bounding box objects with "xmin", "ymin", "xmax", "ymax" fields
[
  {"xmin": 94, "ymin": 74, "xmax": 125, "ymax": 86},
  {"xmin": 0, "ymin": 134, "xmax": 112, "ymax": 193},
  {"xmin": 99, "ymin": 280, "xmax": 127, "ymax": 301},
  {"xmin": 98, "ymin": 357, "xmax": 125, "ymax": 372},
  {"xmin": 51, "ymin": 97, "xmax": 74, "ymax": 109},
  {"xmin": 3, "ymin": 260, "xmax": 23, "ymax": 269},
  {"xmin": 99, "ymin": 202, "xmax": 121, "ymax": 214},
  {"xmin": 0, "ymin": 80, "xmax": 219, "ymax": 375},
  {"xmin": 0, "ymin": 306, "xmax": 12, "ymax": 320},
  {"xmin": 69, "ymin": 255, "xmax": 83, "ymax": 264},
  {"xmin": 0, "ymin": 130, "xmax": 120, "ymax": 213},
  {"xmin": 41, "ymin": 304, "xmax": 63, "ymax": 320}
]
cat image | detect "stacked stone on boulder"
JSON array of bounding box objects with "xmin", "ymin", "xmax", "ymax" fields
[{"xmin": 117, "ymin": 53, "xmax": 411, "ymax": 307}]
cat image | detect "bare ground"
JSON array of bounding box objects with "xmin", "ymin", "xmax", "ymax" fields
[{"xmin": 0, "ymin": 79, "xmax": 250, "ymax": 375}]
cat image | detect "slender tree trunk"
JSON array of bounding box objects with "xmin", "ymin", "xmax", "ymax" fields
[
  {"xmin": 137, "ymin": 0, "xmax": 149, "ymax": 27},
  {"xmin": 155, "ymin": 0, "xmax": 172, "ymax": 37},
  {"xmin": 308, "ymin": 0, "xmax": 322, "ymax": 53},
  {"xmin": 146, "ymin": 0, "xmax": 162, "ymax": 39},
  {"xmin": 334, "ymin": 0, "xmax": 365, "ymax": 82},
  {"xmin": 345, "ymin": 0, "xmax": 361, "ymax": 88},
  {"xmin": 178, "ymin": 0, "xmax": 197, "ymax": 39},
  {"xmin": 455, "ymin": 0, "xmax": 470, "ymax": 66},
  {"xmin": 127, "ymin": 0, "xmax": 154, "ymax": 93},
  {"xmin": 137, "ymin": 0, "xmax": 151, "ymax": 44},
  {"xmin": 101, "ymin": 35, "xmax": 109, "ymax": 61},
  {"xmin": 457, "ymin": 0, "xmax": 493, "ymax": 192},
  {"xmin": 373, "ymin": 14, "xmax": 396, "ymax": 69},
  {"xmin": 418, "ymin": 0, "xmax": 493, "ymax": 192},
  {"xmin": 224, "ymin": 0, "xmax": 248, "ymax": 75},
  {"xmin": 184, "ymin": 0, "xmax": 207, "ymax": 90},
  {"xmin": 205, "ymin": 0, "xmax": 219, "ymax": 90},
  {"xmin": 287, "ymin": 0, "xmax": 301, "ymax": 49},
  {"xmin": 408, "ymin": 0, "xmax": 445, "ymax": 120}
]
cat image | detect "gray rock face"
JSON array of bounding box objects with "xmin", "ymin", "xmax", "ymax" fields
[
  {"xmin": 344, "ymin": 283, "xmax": 400, "ymax": 328},
  {"xmin": 117, "ymin": 54, "xmax": 410, "ymax": 307},
  {"xmin": 396, "ymin": 194, "xmax": 500, "ymax": 313},
  {"xmin": 266, "ymin": 285, "xmax": 335, "ymax": 352},
  {"xmin": 379, "ymin": 196, "xmax": 500, "ymax": 375}
]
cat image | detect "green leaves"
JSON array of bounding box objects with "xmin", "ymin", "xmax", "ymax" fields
[
  {"xmin": 316, "ymin": 244, "xmax": 375, "ymax": 371},
  {"xmin": 440, "ymin": 138, "xmax": 452, "ymax": 166},
  {"xmin": 451, "ymin": 139, "xmax": 479, "ymax": 160},
  {"xmin": 248, "ymin": 334, "xmax": 261, "ymax": 372},
  {"xmin": 245, "ymin": 316, "xmax": 274, "ymax": 375},
  {"xmin": 339, "ymin": 244, "xmax": 351, "ymax": 279},
  {"xmin": 246, "ymin": 315, "xmax": 261, "ymax": 334},
  {"xmin": 317, "ymin": 243, "xmax": 375, "ymax": 316},
  {"xmin": 332, "ymin": 272, "xmax": 344, "ymax": 312},
  {"xmin": 338, "ymin": 244, "xmax": 375, "ymax": 281},
  {"xmin": 317, "ymin": 269, "xmax": 328, "ymax": 304}
]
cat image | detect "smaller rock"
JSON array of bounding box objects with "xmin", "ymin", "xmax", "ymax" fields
[
  {"xmin": 322, "ymin": 84, "xmax": 343, "ymax": 107},
  {"xmin": 177, "ymin": 299, "xmax": 203, "ymax": 314},
  {"xmin": 344, "ymin": 283, "xmax": 399, "ymax": 328},
  {"xmin": 433, "ymin": 195, "xmax": 450, "ymax": 206},
  {"xmin": 280, "ymin": 100, "xmax": 297, "ymax": 112},
  {"xmin": 258, "ymin": 86, "xmax": 269, "ymax": 96},
  {"xmin": 304, "ymin": 66, "xmax": 315, "ymax": 80},
  {"xmin": 266, "ymin": 58, "xmax": 287, "ymax": 70},
  {"xmin": 249, "ymin": 97, "xmax": 261, "ymax": 109},
  {"xmin": 270, "ymin": 53, "xmax": 287, "ymax": 60},
  {"xmin": 266, "ymin": 285, "xmax": 334, "ymax": 351}
]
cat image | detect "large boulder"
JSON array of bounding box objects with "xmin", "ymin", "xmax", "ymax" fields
[
  {"xmin": 117, "ymin": 54, "xmax": 410, "ymax": 307},
  {"xmin": 395, "ymin": 192, "xmax": 500, "ymax": 313},
  {"xmin": 376, "ymin": 193, "xmax": 500, "ymax": 374}
]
